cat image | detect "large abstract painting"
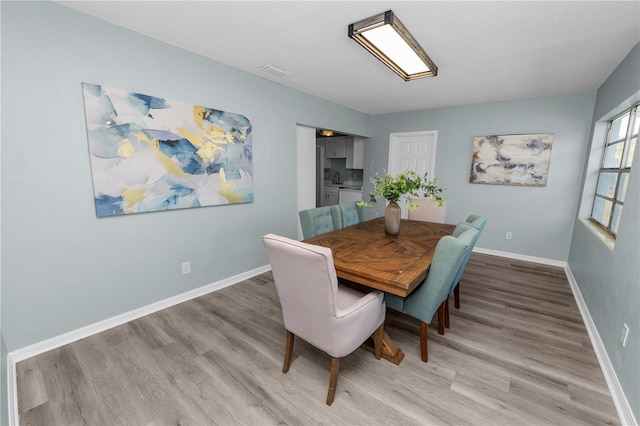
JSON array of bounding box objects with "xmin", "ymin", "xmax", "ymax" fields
[
  {"xmin": 469, "ymin": 133, "xmax": 554, "ymax": 186},
  {"xmin": 82, "ymin": 83, "xmax": 253, "ymax": 217}
]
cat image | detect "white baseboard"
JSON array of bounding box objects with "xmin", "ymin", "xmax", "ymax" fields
[
  {"xmin": 7, "ymin": 353, "xmax": 17, "ymax": 426},
  {"xmin": 6, "ymin": 264, "xmax": 271, "ymax": 426},
  {"xmin": 564, "ymin": 265, "xmax": 637, "ymax": 426},
  {"xmin": 473, "ymin": 246, "xmax": 568, "ymax": 268}
]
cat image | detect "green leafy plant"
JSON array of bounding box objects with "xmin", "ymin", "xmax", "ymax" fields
[{"xmin": 358, "ymin": 170, "xmax": 444, "ymax": 211}]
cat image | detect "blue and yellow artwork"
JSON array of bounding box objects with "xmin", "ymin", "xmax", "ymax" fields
[{"xmin": 81, "ymin": 83, "xmax": 253, "ymax": 217}]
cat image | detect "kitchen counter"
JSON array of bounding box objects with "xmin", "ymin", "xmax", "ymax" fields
[
  {"xmin": 324, "ymin": 180, "xmax": 363, "ymax": 190},
  {"xmin": 321, "ymin": 181, "xmax": 363, "ymax": 206}
]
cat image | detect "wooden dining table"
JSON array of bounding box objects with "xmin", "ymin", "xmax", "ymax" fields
[{"xmin": 304, "ymin": 216, "xmax": 456, "ymax": 364}]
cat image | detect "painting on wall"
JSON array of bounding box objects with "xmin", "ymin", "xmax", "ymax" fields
[
  {"xmin": 81, "ymin": 83, "xmax": 253, "ymax": 217},
  {"xmin": 469, "ymin": 133, "xmax": 554, "ymax": 186}
]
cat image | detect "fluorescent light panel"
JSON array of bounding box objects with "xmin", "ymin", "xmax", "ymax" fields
[{"xmin": 348, "ymin": 10, "xmax": 437, "ymax": 81}]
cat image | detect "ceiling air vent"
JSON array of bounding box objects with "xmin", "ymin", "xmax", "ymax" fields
[{"xmin": 258, "ymin": 64, "xmax": 291, "ymax": 77}]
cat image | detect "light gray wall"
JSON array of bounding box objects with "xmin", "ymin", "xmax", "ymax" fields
[
  {"xmin": 0, "ymin": 1, "xmax": 371, "ymax": 351},
  {"xmin": 365, "ymin": 92, "xmax": 596, "ymax": 261},
  {"xmin": 568, "ymin": 42, "xmax": 640, "ymax": 421}
]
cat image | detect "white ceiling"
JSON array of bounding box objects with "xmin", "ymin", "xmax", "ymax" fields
[{"xmin": 57, "ymin": 1, "xmax": 640, "ymax": 115}]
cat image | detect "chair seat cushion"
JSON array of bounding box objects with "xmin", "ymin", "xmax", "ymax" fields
[
  {"xmin": 336, "ymin": 284, "xmax": 367, "ymax": 310},
  {"xmin": 383, "ymin": 293, "xmax": 405, "ymax": 312}
]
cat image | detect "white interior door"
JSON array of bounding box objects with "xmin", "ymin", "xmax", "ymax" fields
[{"xmin": 388, "ymin": 131, "xmax": 438, "ymax": 218}]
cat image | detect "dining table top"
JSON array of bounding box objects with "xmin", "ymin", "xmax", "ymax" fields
[{"xmin": 304, "ymin": 217, "xmax": 456, "ymax": 297}]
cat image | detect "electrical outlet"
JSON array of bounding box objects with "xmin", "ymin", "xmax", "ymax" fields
[
  {"xmin": 505, "ymin": 231, "xmax": 512, "ymax": 240},
  {"xmin": 181, "ymin": 261, "xmax": 191, "ymax": 275},
  {"xmin": 620, "ymin": 323, "xmax": 629, "ymax": 347}
]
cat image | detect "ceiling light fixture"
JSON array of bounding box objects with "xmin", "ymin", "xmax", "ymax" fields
[
  {"xmin": 319, "ymin": 130, "xmax": 335, "ymax": 137},
  {"xmin": 348, "ymin": 10, "xmax": 437, "ymax": 81}
]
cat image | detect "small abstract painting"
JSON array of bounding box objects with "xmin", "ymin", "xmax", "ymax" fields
[
  {"xmin": 82, "ymin": 83, "xmax": 253, "ymax": 217},
  {"xmin": 469, "ymin": 133, "xmax": 554, "ymax": 186}
]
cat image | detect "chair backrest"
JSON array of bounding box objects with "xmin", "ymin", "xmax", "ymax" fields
[
  {"xmin": 299, "ymin": 206, "xmax": 342, "ymax": 239},
  {"xmin": 450, "ymin": 226, "xmax": 479, "ymax": 292},
  {"xmin": 263, "ymin": 234, "xmax": 340, "ymax": 344},
  {"xmin": 465, "ymin": 215, "xmax": 487, "ymax": 232},
  {"xmin": 408, "ymin": 198, "xmax": 447, "ymax": 223},
  {"xmin": 339, "ymin": 203, "xmax": 365, "ymax": 227},
  {"xmin": 452, "ymin": 221, "xmax": 475, "ymax": 238},
  {"xmin": 402, "ymin": 234, "xmax": 469, "ymax": 323}
]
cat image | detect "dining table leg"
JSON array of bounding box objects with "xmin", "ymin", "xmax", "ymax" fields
[{"xmin": 361, "ymin": 331, "xmax": 405, "ymax": 365}]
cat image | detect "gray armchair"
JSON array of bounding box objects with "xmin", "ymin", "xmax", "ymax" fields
[{"xmin": 263, "ymin": 233, "xmax": 386, "ymax": 405}]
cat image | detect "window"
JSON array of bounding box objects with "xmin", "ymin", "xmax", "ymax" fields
[{"xmin": 590, "ymin": 104, "xmax": 638, "ymax": 235}]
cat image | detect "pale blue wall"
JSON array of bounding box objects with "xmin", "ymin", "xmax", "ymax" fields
[
  {"xmin": 366, "ymin": 92, "xmax": 596, "ymax": 261},
  {"xmin": 568, "ymin": 43, "xmax": 640, "ymax": 421},
  {"xmin": 0, "ymin": 1, "xmax": 370, "ymax": 351},
  {"xmin": 2, "ymin": 1, "xmax": 638, "ymax": 422}
]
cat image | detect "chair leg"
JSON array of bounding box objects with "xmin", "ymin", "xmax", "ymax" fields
[
  {"xmin": 420, "ymin": 322, "xmax": 428, "ymax": 362},
  {"xmin": 372, "ymin": 323, "xmax": 384, "ymax": 360},
  {"xmin": 437, "ymin": 303, "xmax": 445, "ymax": 335},
  {"xmin": 326, "ymin": 357, "xmax": 340, "ymax": 406},
  {"xmin": 444, "ymin": 298, "xmax": 450, "ymax": 329},
  {"xmin": 282, "ymin": 331, "xmax": 294, "ymax": 374},
  {"xmin": 454, "ymin": 281, "xmax": 461, "ymax": 309}
]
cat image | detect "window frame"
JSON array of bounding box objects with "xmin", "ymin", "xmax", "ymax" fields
[{"xmin": 589, "ymin": 104, "xmax": 638, "ymax": 236}]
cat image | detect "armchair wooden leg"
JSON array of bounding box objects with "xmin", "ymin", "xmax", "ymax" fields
[
  {"xmin": 444, "ymin": 299, "xmax": 450, "ymax": 329},
  {"xmin": 326, "ymin": 357, "xmax": 340, "ymax": 406},
  {"xmin": 437, "ymin": 303, "xmax": 446, "ymax": 335},
  {"xmin": 282, "ymin": 331, "xmax": 294, "ymax": 374},
  {"xmin": 372, "ymin": 323, "xmax": 384, "ymax": 360},
  {"xmin": 454, "ymin": 282, "xmax": 461, "ymax": 309},
  {"xmin": 420, "ymin": 322, "xmax": 428, "ymax": 363}
]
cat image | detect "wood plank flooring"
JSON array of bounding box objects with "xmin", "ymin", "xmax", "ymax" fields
[{"xmin": 16, "ymin": 253, "xmax": 620, "ymax": 425}]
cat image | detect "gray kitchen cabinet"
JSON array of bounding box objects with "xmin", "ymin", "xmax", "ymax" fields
[
  {"xmin": 323, "ymin": 137, "xmax": 347, "ymax": 158},
  {"xmin": 318, "ymin": 136, "xmax": 364, "ymax": 169},
  {"xmin": 322, "ymin": 186, "xmax": 339, "ymax": 206}
]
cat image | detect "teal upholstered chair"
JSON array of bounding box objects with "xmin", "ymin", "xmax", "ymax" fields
[
  {"xmin": 299, "ymin": 206, "xmax": 342, "ymax": 239},
  {"xmin": 444, "ymin": 224, "xmax": 480, "ymax": 328},
  {"xmin": 384, "ymin": 230, "xmax": 474, "ymax": 362},
  {"xmin": 450, "ymin": 215, "xmax": 487, "ymax": 310},
  {"xmin": 339, "ymin": 203, "xmax": 365, "ymax": 228},
  {"xmin": 465, "ymin": 215, "xmax": 487, "ymax": 232}
]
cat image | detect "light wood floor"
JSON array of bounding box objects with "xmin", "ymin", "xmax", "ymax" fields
[{"xmin": 17, "ymin": 253, "xmax": 620, "ymax": 425}]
